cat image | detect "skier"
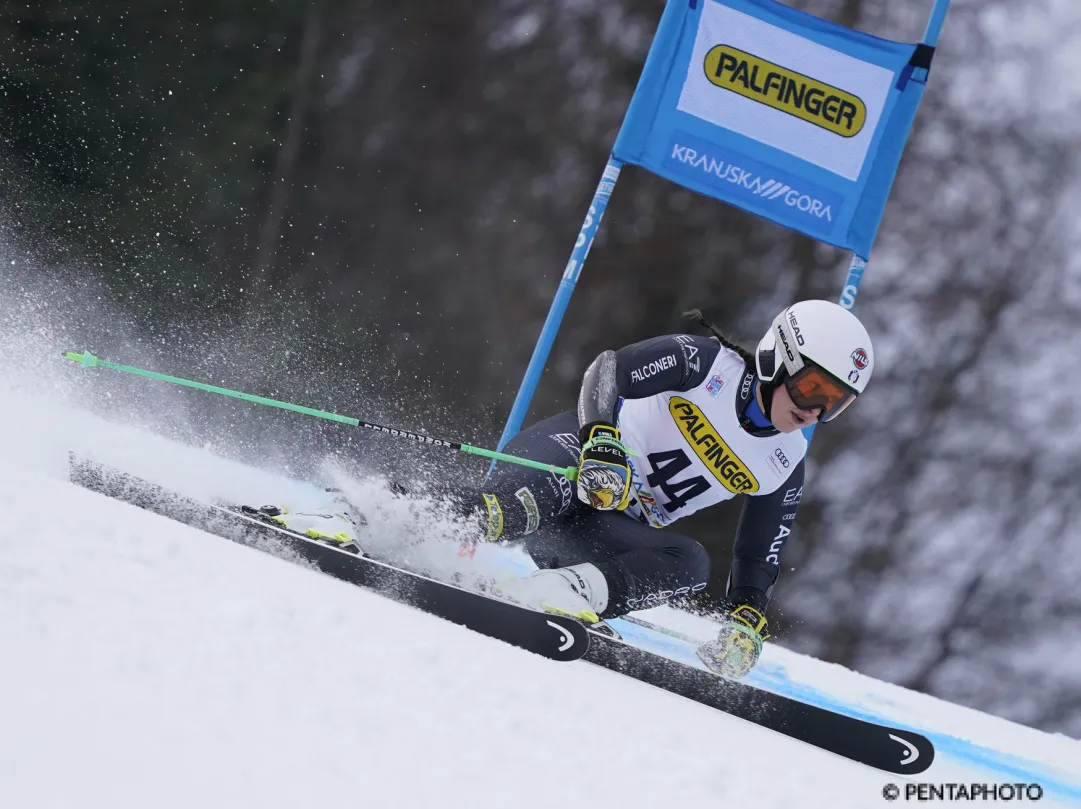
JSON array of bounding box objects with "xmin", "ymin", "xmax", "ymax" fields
[{"xmin": 269, "ymin": 299, "xmax": 873, "ymax": 679}]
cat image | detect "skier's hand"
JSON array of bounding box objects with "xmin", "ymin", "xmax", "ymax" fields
[
  {"xmin": 696, "ymin": 605, "xmax": 769, "ymax": 679},
  {"xmin": 575, "ymin": 421, "xmax": 632, "ymax": 511}
]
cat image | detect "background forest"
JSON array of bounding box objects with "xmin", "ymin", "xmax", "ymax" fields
[{"xmin": 1, "ymin": 0, "xmax": 1079, "ymax": 735}]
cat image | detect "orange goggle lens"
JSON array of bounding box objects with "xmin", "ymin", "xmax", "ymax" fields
[{"xmin": 784, "ymin": 364, "xmax": 857, "ymax": 422}]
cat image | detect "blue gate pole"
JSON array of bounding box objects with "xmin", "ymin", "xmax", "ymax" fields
[
  {"xmin": 488, "ymin": 157, "xmax": 623, "ymax": 473},
  {"xmin": 837, "ymin": 254, "xmax": 868, "ymax": 311},
  {"xmin": 825, "ymin": 1, "xmax": 949, "ymax": 315},
  {"xmin": 830, "ymin": 0, "xmax": 949, "ymax": 316},
  {"xmin": 922, "ymin": 0, "xmax": 952, "ymax": 47},
  {"xmin": 803, "ymin": 0, "xmax": 951, "ymax": 442}
]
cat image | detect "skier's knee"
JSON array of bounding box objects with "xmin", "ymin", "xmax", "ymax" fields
[
  {"xmin": 663, "ymin": 535, "xmax": 710, "ymax": 581},
  {"xmin": 686, "ymin": 539, "xmax": 710, "ymax": 583}
]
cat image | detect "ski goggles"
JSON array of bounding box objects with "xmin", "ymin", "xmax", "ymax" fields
[{"xmin": 784, "ymin": 363, "xmax": 858, "ymax": 423}]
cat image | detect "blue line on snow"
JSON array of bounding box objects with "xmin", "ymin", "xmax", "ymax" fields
[
  {"xmin": 495, "ymin": 556, "xmax": 1079, "ymax": 798},
  {"xmin": 611, "ymin": 619, "xmax": 1081, "ymax": 803}
]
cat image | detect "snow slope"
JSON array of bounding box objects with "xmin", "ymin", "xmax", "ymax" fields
[
  {"xmin": 1, "ymin": 372, "xmax": 1079, "ymax": 808},
  {"xmin": 0, "ymin": 460, "xmax": 884, "ymax": 808}
]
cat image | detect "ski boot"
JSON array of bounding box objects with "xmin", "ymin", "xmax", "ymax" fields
[
  {"xmin": 498, "ymin": 563, "xmax": 609, "ymax": 625},
  {"xmin": 239, "ymin": 491, "xmax": 365, "ymax": 555}
]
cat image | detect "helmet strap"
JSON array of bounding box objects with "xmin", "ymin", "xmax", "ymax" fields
[
  {"xmin": 759, "ymin": 380, "xmax": 776, "ymax": 422},
  {"xmin": 759, "ymin": 366, "xmax": 788, "ymax": 422}
]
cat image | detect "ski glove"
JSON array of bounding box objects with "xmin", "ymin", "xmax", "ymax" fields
[
  {"xmin": 696, "ymin": 605, "xmax": 769, "ymax": 679},
  {"xmin": 575, "ymin": 421, "xmax": 632, "ymax": 511}
]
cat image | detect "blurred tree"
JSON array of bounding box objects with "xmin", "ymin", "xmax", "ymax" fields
[{"xmin": 0, "ymin": 0, "xmax": 312, "ymax": 317}]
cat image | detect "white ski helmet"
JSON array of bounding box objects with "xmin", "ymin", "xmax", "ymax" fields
[{"xmin": 755, "ymin": 299, "xmax": 873, "ymax": 423}]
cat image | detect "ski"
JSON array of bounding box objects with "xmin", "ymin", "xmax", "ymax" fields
[
  {"xmin": 68, "ymin": 455, "xmax": 588, "ymax": 663},
  {"xmin": 69, "ymin": 455, "xmax": 934, "ymax": 774},
  {"xmin": 581, "ymin": 630, "xmax": 934, "ymax": 774}
]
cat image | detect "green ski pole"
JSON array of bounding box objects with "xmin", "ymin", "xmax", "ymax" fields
[{"xmin": 64, "ymin": 351, "xmax": 579, "ymax": 482}]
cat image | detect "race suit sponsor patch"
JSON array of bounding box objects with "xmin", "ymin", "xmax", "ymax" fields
[{"xmin": 668, "ymin": 397, "xmax": 759, "ymax": 493}]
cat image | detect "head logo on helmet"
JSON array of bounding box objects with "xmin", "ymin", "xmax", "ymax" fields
[
  {"xmin": 776, "ymin": 322, "xmax": 796, "ymax": 363},
  {"xmin": 851, "ymin": 348, "xmax": 869, "ymax": 370},
  {"xmin": 787, "ymin": 312, "xmax": 805, "ymax": 345}
]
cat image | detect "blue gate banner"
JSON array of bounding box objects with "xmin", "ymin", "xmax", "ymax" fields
[{"xmin": 613, "ymin": 0, "xmax": 932, "ymax": 257}]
